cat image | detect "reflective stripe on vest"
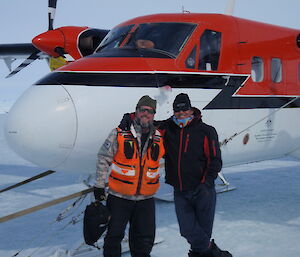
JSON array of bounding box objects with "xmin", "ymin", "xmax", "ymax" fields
[{"xmin": 111, "ymin": 163, "xmax": 135, "ymax": 176}]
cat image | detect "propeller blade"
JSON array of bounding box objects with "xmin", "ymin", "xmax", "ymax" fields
[
  {"xmin": 5, "ymin": 50, "xmax": 41, "ymax": 78},
  {"xmin": 48, "ymin": 0, "xmax": 58, "ymax": 30}
]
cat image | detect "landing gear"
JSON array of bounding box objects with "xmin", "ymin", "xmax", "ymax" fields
[{"xmin": 216, "ymin": 172, "xmax": 236, "ymax": 194}]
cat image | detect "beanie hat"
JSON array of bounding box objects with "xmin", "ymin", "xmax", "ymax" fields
[
  {"xmin": 173, "ymin": 93, "xmax": 191, "ymax": 112},
  {"xmin": 136, "ymin": 95, "xmax": 157, "ymax": 111}
]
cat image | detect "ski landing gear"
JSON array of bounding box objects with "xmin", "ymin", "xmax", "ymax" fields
[
  {"xmin": 57, "ymin": 235, "xmax": 164, "ymax": 257},
  {"xmin": 216, "ymin": 172, "xmax": 236, "ymax": 194},
  {"xmin": 155, "ymin": 172, "xmax": 236, "ymax": 202}
]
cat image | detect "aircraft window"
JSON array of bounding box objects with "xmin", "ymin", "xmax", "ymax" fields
[
  {"xmin": 125, "ymin": 23, "xmax": 196, "ymax": 57},
  {"xmin": 97, "ymin": 23, "xmax": 196, "ymax": 58},
  {"xmin": 97, "ymin": 25, "xmax": 134, "ymax": 52},
  {"xmin": 271, "ymin": 58, "xmax": 282, "ymax": 83},
  {"xmin": 185, "ymin": 46, "xmax": 197, "ymax": 69},
  {"xmin": 251, "ymin": 57, "xmax": 264, "ymax": 82},
  {"xmin": 199, "ymin": 30, "xmax": 221, "ymax": 71},
  {"xmin": 297, "ymin": 34, "xmax": 300, "ymax": 48},
  {"xmin": 78, "ymin": 29, "xmax": 109, "ymax": 56}
]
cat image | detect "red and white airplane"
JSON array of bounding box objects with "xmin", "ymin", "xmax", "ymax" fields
[{"xmin": 1, "ymin": 0, "xmax": 300, "ymax": 177}]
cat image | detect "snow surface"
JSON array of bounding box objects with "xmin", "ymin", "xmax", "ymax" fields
[{"xmin": 1, "ymin": 113, "xmax": 300, "ymax": 257}]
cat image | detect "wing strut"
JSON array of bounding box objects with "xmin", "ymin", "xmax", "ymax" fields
[
  {"xmin": 0, "ymin": 170, "xmax": 55, "ymax": 193},
  {"xmin": 0, "ymin": 187, "xmax": 93, "ymax": 223}
]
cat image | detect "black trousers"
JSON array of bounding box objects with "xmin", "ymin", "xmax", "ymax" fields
[
  {"xmin": 174, "ymin": 184, "xmax": 216, "ymax": 253},
  {"xmin": 103, "ymin": 194, "xmax": 155, "ymax": 257}
]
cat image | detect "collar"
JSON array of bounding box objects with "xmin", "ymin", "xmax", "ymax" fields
[
  {"xmin": 132, "ymin": 120, "xmax": 155, "ymax": 138},
  {"xmin": 172, "ymin": 115, "xmax": 194, "ymax": 128}
]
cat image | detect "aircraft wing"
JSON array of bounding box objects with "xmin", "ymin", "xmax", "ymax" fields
[
  {"xmin": 0, "ymin": 43, "xmax": 39, "ymax": 58},
  {"xmin": 0, "ymin": 43, "xmax": 48, "ymax": 72}
]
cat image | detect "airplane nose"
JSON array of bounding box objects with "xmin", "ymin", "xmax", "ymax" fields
[{"xmin": 4, "ymin": 85, "xmax": 77, "ymax": 169}]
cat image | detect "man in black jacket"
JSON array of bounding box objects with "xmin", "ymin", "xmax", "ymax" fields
[
  {"xmin": 119, "ymin": 93, "xmax": 232, "ymax": 257},
  {"xmin": 159, "ymin": 93, "xmax": 232, "ymax": 257}
]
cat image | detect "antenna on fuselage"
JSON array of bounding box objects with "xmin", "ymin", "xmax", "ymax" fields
[
  {"xmin": 181, "ymin": 5, "xmax": 191, "ymax": 13},
  {"xmin": 225, "ymin": 0, "xmax": 236, "ymax": 15}
]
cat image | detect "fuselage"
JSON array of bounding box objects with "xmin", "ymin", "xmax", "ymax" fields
[{"xmin": 4, "ymin": 13, "xmax": 300, "ymax": 173}]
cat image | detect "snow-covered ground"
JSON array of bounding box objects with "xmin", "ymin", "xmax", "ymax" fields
[{"xmin": 1, "ymin": 113, "xmax": 300, "ymax": 257}]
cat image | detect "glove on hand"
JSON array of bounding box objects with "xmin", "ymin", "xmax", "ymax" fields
[
  {"xmin": 93, "ymin": 187, "xmax": 106, "ymax": 201},
  {"xmin": 118, "ymin": 113, "xmax": 133, "ymax": 130}
]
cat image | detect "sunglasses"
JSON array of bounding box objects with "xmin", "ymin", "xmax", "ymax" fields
[
  {"xmin": 173, "ymin": 107, "xmax": 191, "ymax": 113},
  {"xmin": 137, "ymin": 107, "xmax": 156, "ymax": 114}
]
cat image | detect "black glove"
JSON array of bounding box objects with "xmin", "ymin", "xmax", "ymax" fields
[
  {"xmin": 93, "ymin": 187, "xmax": 106, "ymax": 201},
  {"xmin": 118, "ymin": 113, "xmax": 133, "ymax": 130}
]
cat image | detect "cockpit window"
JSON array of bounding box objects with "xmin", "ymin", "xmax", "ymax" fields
[
  {"xmin": 97, "ymin": 25, "xmax": 134, "ymax": 52},
  {"xmin": 97, "ymin": 22, "xmax": 196, "ymax": 58},
  {"xmin": 199, "ymin": 29, "xmax": 222, "ymax": 71},
  {"xmin": 78, "ymin": 29, "xmax": 109, "ymax": 56}
]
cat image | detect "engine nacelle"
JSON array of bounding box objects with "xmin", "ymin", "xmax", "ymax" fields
[{"xmin": 32, "ymin": 26, "xmax": 109, "ymax": 60}]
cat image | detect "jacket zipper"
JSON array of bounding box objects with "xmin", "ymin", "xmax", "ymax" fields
[
  {"xmin": 136, "ymin": 139, "xmax": 152, "ymax": 195},
  {"xmin": 201, "ymin": 135, "xmax": 211, "ymax": 183},
  {"xmin": 178, "ymin": 128, "xmax": 184, "ymax": 191},
  {"xmin": 136, "ymin": 137, "xmax": 143, "ymax": 195},
  {"xmin": 184, "ymin": 134, "xmax": 190, "ymax": 153},
  {"xmin": 136, "ymin": 158, "xmax": 144, "ymax": 195}
]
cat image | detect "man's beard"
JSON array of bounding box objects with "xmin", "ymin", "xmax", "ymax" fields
[{"xmin": 136, "ymin": 116, "xmax": 153, "ymax": 129}]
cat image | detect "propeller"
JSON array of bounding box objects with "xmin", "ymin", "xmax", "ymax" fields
[
  {"xmin": 48, "ymin": 0, "xmax": 58, "ymax": 30},
  {"xmin": 6, "ymin": 0, "xmax": 60, "ymax": 78},
  {"xmin": 5, "ymin": 50, "xmax": 41, "ymax": 78}
]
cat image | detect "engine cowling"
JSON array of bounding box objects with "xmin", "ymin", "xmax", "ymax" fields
[{"xmin": 32, "ymin": 26, "xmax": 109, "ymax": 60}]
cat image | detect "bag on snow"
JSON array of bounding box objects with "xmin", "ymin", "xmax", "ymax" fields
[{"xmin": 83, "ymin": 201, "xmax": 110, "ymax": 245}]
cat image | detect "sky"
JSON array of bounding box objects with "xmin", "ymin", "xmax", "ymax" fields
[{"xmin": 0, "ymin": 0, "xmax": 300, "ymax": 111}]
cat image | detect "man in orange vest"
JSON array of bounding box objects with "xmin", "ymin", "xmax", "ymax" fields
[{"xmin": 93, "ymin": 95, "xmax": 164, "ymax": 257}]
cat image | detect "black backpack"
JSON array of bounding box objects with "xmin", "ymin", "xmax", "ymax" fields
[{"xmin": 83, "ymin": 201, "xmax": 110, "ymax": 246}]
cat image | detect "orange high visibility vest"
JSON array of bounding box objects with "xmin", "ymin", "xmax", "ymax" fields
[{"xmin": 108, "ymin": 128, "xmax": 164, "ymax": 196}]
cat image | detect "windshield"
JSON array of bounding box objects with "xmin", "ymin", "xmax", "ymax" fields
[
  {"xmin": 97, "ymin": 24, "xmax": 134, "ymax": 51},
  {"xmin": 97, "ymin": 22, "xmax": 196, "ymax": 58}
]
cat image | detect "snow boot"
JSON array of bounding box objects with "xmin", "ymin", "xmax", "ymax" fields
[
  {"xmin": 188, "ymin": 251, "xmax": 200, "ymax": 257},
  {"xmin": 210, "ymin": 239, "xmax": 232, "ymax": 257},
  {"xmin": 188, "ymin": 250, "xmax": 211, "ymax": 257}
]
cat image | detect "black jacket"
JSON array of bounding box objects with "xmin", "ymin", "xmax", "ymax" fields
[
  {"xmin": 118, "ymin": 109, "xmax": 222, "ymax": 192},
  {"xmin": 158, "ymin": 108, "xmax": 222, "ymax": 191}
]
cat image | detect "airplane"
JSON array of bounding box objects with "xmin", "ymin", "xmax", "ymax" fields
[
  {"xmin": 1, "ymin": 2, "xmax": 300, "ymax": 256},
  {"xmin": 1, "ymin": 0, "xmax": 300, "ymax": 182}
]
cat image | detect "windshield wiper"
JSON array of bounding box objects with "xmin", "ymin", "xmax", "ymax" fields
[
  {"xmin": 138, "ymin": 47, "xmax": 176, "ymax": 58},
  {"xmin": 119, "ymin": 45, "xmax": 176, "ymax": 59}
]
